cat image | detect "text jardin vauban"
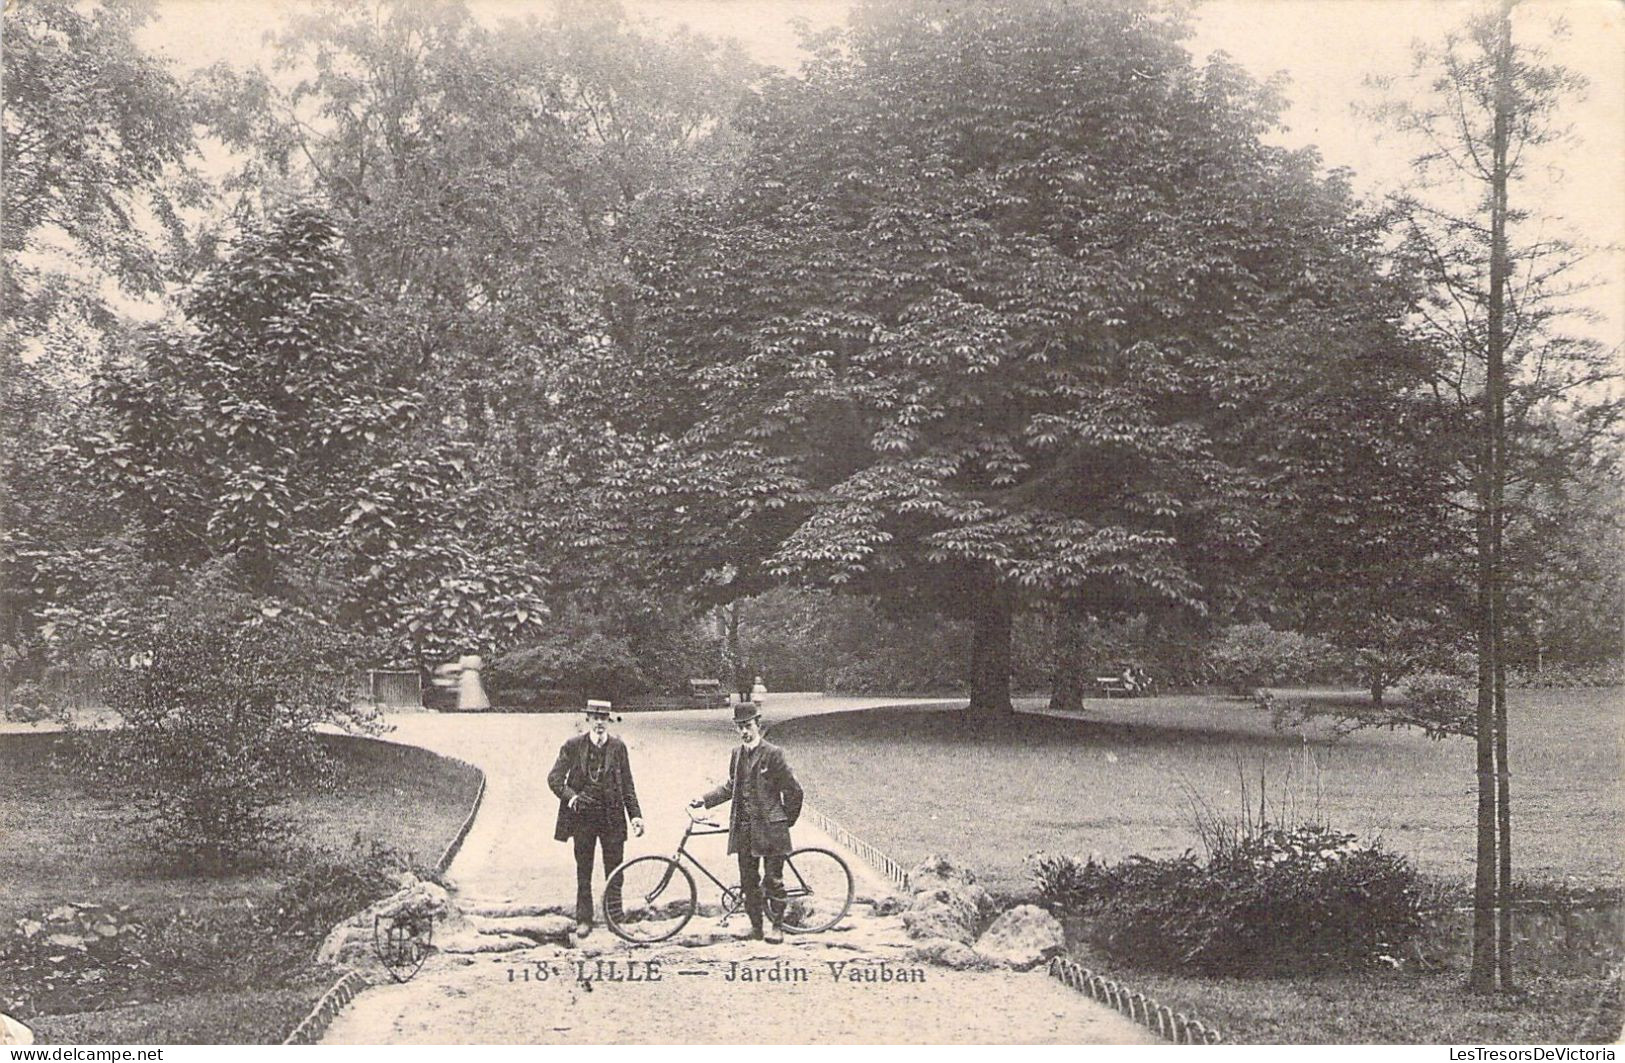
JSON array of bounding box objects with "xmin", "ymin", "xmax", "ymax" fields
[{"xmin": 511, "ymin": 959, "xmax": 927, "ymax": 984}]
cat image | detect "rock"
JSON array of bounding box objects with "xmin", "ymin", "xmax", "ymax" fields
[
  {"xmin": 912, "ymin": 885, "xmax": 982, "ymax": 926},
  {"xmin": 1, "ymin": 1012, "xmax": 33, "ymax": 1046},
  {"xmin": 466, "ymin": 914, "xmax": 574, "ymax": 944},
  {"xmin": 868, "ymin": 895, "xmax": 907, "ymax": 917},
  {"xmin": 973, "ymin": 904, "xmax": 1066, "ymax": 971},
  {"xmin": 435, "ymin": 931, "xmax": 534, "ymax": 954},
  {"xmin": 16, "ymin": 919, "xmax": 42, "ymax": 939},
  {"xmin": 46, "ymin": 933, "xmax": 87, "ymax": 950},
  {"xmin": 315, "ymin": 874, "xmax": 465, "ymax": 975},
  {"xmin": 463, "ymin": 902, "xmax": 568, "ymax": 919},
  {"xmin": 910, "ymin": 854, "xmax": 979, "ymax": 893},
  {"xmin": 907, "ymin": 936, "xmax": 986, "ymax": 970},
  {"xmin": 374, "ymin": 880, "xmax": 452, "ymax": 921},
  {"xmin": 315, "ymin": 923, "xmax": 376, "ymax": 969},
  {"xmin": 901, "ymin": 856, "xmax": 994, "ymax": 944},
  {"xmin": 902, "ymin": 904, "xmax": 976, "ymax": 945}
]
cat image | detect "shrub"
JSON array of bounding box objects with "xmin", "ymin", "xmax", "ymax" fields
[
  {"xmin": 1035, "ymin": 826, "xmax": 1422, "ymax": 975},
  {"xmin": 1029, "ymin": 850, "xmax": 1112, "ymax": 909},
  {"xmin": 1508, "ymin": 659, "xmax": 1625, "ymax": 689},
  {"xmin": 486, "ymin": 631, "xmax": 649, "ymax": 706},
  {"xmin": 1207, "ymin": 623, "xmax": 1335, "ymax": 695},
  {"xmin": 1399, "ymin": 671, "xmax": 1474, "ymax": 735},
  {"xmin": 3, "ymin": 680, "xmax": 61, "ymax": 724},
  {"xmin": 0, "ymin": 840, "xmax": 436, "ymax": 1019},
  {"xmin": 97, "ymin": 612, "xmax": 373, "ymax": 867},
  {"xmin": 270, "ymin": 839, "xmax": 442, "ymax": 934}
]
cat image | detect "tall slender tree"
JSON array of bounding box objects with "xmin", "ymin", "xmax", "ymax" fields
[{"xmin": 1369, "ymin": 0, "xmax": 1621, "ymax": 991}]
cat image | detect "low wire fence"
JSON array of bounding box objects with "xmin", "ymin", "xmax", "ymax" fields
[
  {"xmin": 801, "ymin": 802, "xmax": 912, "ymax": 894},
  {"xmin": 1048, "ymin": 956, "xmax": 1224, "ymax": 1044}
]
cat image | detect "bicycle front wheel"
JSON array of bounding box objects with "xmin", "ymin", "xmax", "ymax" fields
[
  {"xmin": 777, "ymin": 847, "xmax": 853, "ymax": 934},
  {"xmin": 604, "ymin": 856, "xmax": 697, "ymax": 944}
]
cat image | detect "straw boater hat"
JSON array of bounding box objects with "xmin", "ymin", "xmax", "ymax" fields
[
  {"xmin": 732, "ymin": 700, "xmax": 762, "ymax": 725},
  {"xmin": 585, "ymin": 700, "xmax": 613, "ymax": 718}
]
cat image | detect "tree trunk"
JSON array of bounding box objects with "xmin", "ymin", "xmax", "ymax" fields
[
  {"xmin": 1048, "ymin": 600, "xmax": 1088, "ymax": 713},
  {"xmin": 727, "ymin": 602, "xmax": 749, "ymax": 701},
  {"xmin": 968, "ymin": 580, "xmax": 1014, "ymax": 716},
  {"xmin": 1471, "ymin": 478, "xmax": 1499, "ymax": 993},
  {"xmin": 1495, "ymin": 642, "xmax": 1514, "ymax": 989},
  {"xmin": 1486, "ymin": 0, "xmax": 1515, "ymax": 993}
]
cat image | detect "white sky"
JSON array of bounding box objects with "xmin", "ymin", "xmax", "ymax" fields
[{"xmin": 139, "ymin": 0, "xmax": 1625, "ymax": 349}]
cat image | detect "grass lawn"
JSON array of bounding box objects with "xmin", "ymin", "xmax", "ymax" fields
[
  {"xmin": 775, "ymin": 686, "xmax": 1624, "ymax": 1044},
  {"xmin": 1102, "ymin": 966, "xmax": 1619, "ymax": 1044},
  {"xmin": 0, "ymin": 731, "xmax": 481, "ymax": 1044},
  {"xmin": 776, "ymin": 687, "xmax": 1624, "ymax": 897}
]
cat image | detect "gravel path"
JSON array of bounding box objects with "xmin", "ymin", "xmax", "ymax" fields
[{"xmin": 320, "ymin": 696, "xmax": 1160, "ymax": 1044}]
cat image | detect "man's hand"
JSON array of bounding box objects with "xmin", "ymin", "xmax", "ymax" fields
[{"xmin": 630, "ymin": 817, "xmax": 645, "ymax": 837}]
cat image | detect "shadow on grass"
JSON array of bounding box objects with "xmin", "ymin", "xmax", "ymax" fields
[{"xmin": 774, "ymin": 700, "xmax": 1337, "ymax": 751}]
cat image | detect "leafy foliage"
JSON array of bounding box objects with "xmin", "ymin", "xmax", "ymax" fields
[
  {"xmin": 485, "ymin": 592, "xmax": 726, "ymax": 704},
  {"xmin": 1206, "ymin": 622, "xmax": 1337, "ymax": 695},
  {"xmin": 1035, "ymin": 826, "xmax": 1423, "ymax": 975},
  {"xmin": 1396, "ymin": 672, "xmax": 1474, "ymax": 734},
  {"xmin": 0, "ymin": 839, "xmax": 433, "ymax": 1021},
  {"xmin": 565, "ymin": 0, "xmax": 1447, "ymax": 711},
  {"xmin": 63, "ymin": 206, "xmax": 547, "ymax": 664},
  {"xmin": 1, "ymin": 680, "xmax": 61, "ymax": 724},
  {"xmin": 2, "ymin": 0, "xmax": 203, "ymax": 328},
  {"xmin": 487, "ymin": 634, "xmax": 647, "ymax": 706},
  {"xmin": 94, "ymin": 603, "xmax": 376, "ymax": 865}
]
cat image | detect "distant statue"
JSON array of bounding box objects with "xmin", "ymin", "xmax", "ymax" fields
[{"xmin": 457, "ymin": 654, "xmax": 490, "ymax": 711}]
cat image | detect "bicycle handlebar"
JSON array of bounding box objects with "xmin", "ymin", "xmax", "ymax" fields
[{"xmin": 686, "ymin": 804, "xmax": 722, "ymax": 829}]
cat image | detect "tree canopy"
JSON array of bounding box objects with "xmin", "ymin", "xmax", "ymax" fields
[{"xmin": 567, "ymin": 0, "xmax": 1441, "ymax": 711}]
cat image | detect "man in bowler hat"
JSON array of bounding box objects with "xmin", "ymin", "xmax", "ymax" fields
[
  {"xmin": 548, "ymin": 700, "xmax": 643, "ymax": 937},
  {"xmin": 690, "ymin": 701, "xmax": 803, "ymax": 943}
]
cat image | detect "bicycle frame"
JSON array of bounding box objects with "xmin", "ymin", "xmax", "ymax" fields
[
  {"xmin": 669, "ymin": 812, "xmax": 742, "ymax": 914},
  {"xmin": 604, "ymin": 808, "xmax": 851, "ymax": 942}
]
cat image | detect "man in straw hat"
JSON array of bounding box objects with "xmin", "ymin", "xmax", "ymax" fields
[
  {"xmin": 690, "ymin": 700, "xmax": 803, "ymax": 943},
  {"xmin": 548, "ymin": 700, "xmax": 644, "ymax": 938}
]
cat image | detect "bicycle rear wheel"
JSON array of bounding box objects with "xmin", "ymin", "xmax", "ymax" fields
[
  {"xmin": 777, "ymin": 847, "xmax": 853, "ymax": 934},
  {"xmin": 604, "ymin": 856, "xmax": 697, "ymax": 944}
]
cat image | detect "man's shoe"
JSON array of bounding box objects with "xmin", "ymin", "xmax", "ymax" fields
[
  {"xmin": 763, "ymin": 923, "xmax": 784, "ymax": 944},
  {"xmin": 737, "ymin": 923, "xmax": 764, "ymax": 941},
  {"xmin": 575, "ymin": 922, "xmax": 592, "ymax": 939}
]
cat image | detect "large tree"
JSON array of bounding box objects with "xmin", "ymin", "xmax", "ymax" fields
[
  {"xmin": 1, "ymin": 0, "xmax": 207, "ymax": 679},
  {"xmin": 2, "ymin": 0, "xmax": 203, "ymax": 329},
  {"xmin": 71, "ymin": 207, "xmax": 548, "ymax": 664},
  {"xmin": 588, "ymin": 0, "xmax": 1438, "ymax": 714},
  {"xmin": 205, "ymin": 0, "xmax": 754, "ymax": 491}
]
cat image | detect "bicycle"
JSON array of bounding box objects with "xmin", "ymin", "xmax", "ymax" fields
[{"xmin": 601, "ymin": 806, "xmax": 854, "ymax": 944}]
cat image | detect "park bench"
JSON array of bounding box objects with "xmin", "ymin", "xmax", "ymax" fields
[
  {"xmin": 686, "ymin": 678, "xmax": 729, "ymax": 709},
  {"xmin": 1094, "ymin": 674, "xmax": 1133, "ymax": 697},
  {"xmin": 1094, "ymin": 667, "xmax": 1152, "ymax": 698}
]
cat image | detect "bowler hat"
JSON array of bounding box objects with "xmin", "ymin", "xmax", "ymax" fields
[
  {"xmin": 585, "ymin": 699, "xmax": 613, "ymax": 718},
  {"xmin": 732, "ymin": 701, "xmax": 762, "ymax": 725}
]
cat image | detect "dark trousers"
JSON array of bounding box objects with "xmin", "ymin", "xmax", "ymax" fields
[
  {"xmin": 572, "ymin": 830, "xmax": 624, "ymax": 925},
  {"xmin": 737, "ymin": 850, "xmax": 786, "ymax": 929}
]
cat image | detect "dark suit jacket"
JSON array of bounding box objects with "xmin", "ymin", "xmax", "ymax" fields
[
  {"xmin": 700, "ymin": 740, "xmax": 803, "ymax": 856},
  {"xmin": 548, "ymin": 734, "xmax": 642, "ymax": 842}
]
